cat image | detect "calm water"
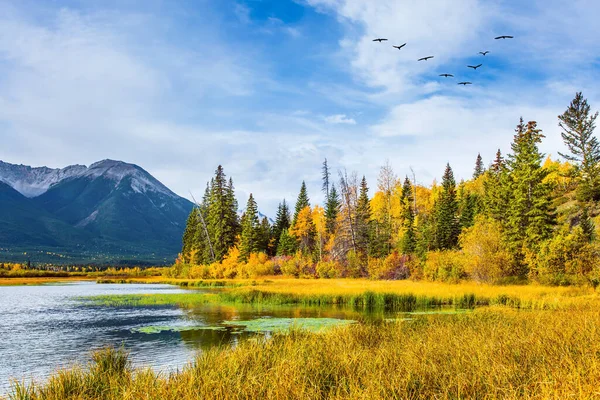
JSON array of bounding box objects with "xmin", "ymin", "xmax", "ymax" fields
[{"xmin": 0, "ymin": 281, "xmax": 381, "ymax": 394}]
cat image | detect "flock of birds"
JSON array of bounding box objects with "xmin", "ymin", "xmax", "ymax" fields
[{"xmin": 372, "ymin": 35, "xmax": 514, "ymax": 86}]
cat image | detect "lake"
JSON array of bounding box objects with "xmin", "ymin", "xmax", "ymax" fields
[{"xmin": 0, "ymin": 281, "xmax": 392, "ymax": 394}]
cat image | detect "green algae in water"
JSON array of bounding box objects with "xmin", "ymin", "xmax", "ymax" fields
[
  {"xmin": 133, "ymin": 318, "xmax": 355, "ymax": 335},
  {"xmin": 222, "ymin": 317, "xmax": 355, "ymax": 333}
]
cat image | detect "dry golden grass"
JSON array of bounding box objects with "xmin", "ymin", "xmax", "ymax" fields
[
  {"xmin": 0, "ymin": 276, "xmax": 96, "ymax": 286},
  {"xmin": 10, "ymin": 308, "xmax": 600, "ymax": 399}
]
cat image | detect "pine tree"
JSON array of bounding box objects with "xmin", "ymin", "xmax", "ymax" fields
[
  {"xmin": 355, "ymin": 176, "xmax": 371, "ymax": 257},
  {"xmin": 181, "ymin": 208, "xmax": 199, "ymax": 263},
  {"xmin": 558, "ymin": 92, "xmax": 600, "ymax": 202},
  {"xmin": 240, "ymin": 194, "xmax": 261, "ymax": 260},
  {"xmin": 473, "ymin": 153, "xmax": 484, "ymax": 179},
  {"xmin": 207, "ymin": 166, "xmax": 240, "ymax": 261},
  {"xmin": 277, "ymin": 228, "xmax": 296, "ymax": 256},
  {"xmin": 325, "ymin": 184, "xmax": 340, "ymax": 234},
  {"xmin": 293, "ymin": 181, "xmax": 310, "ymax": 225},
  {"xmin": 434, "ymin": 163, "xmax": 460, "ymax": 250},
  {"xmin": 505, "ymin": 119, "xmax": 555, "ymax": 272}
]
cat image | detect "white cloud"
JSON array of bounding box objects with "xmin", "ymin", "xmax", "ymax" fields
[{"xmin": 324, "ymin": 114, "xmax": 356, "ymax": 125}]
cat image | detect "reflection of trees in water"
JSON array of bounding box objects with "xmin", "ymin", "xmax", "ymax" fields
[{"xmin": 179, "ymin": 328, "xmax": 256, "ymax": 350}]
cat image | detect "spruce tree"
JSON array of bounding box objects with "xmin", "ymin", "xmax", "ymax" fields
[
  {"xmin": 259, "ymin": 217, "xmax": 273, "ymax": 254},
  {"xmin": 458, "ymin": 184, "xmax": 477, "ymax": 230},
  {"xmin": 473, "ymin": 153, "xmax": 484, "ymax": 179},
  {"xmin": 400, "ymin": 177, "xmax": 416, "ymax": 254},
  {"xmin": 277, "ymin": 228, "xmax": 296, "ymax": 256},
  {"xmin": 434, "ymin": 163, "xmax": 460, "ymax": 250},
  {"xmin": 401, "ymin": 176, "xmax": 413, "ymax": 203},
  {"xmin": 355, "ymin": 176, "xmax": 371, "ymax": 257},
  {"xmin": 207, "ymin": 166, "xmax": 240, "ymax": 261},
  {"xmin": 483, "ymin": 149, "xmax": 509, "ymax": 221},
  {"xmin": 273, "ymin": 200, "xmax": 291, "ymax": 249},
  {"xmin": 580, "ymin": 206, "xmax": 595, "ymax": 242},
  {"xmin": 505, "ymin": 119, "xmax": 555, "ymax": 272},
  {"xmin": 293, "ymin": 181, "xmax": 310, "ymax": 225},
  {"xmin": 240, "ymin": 194, "xmax": 261, "ymax": 260},
  {"xmin": 558, "ymin": 92, "xmax": 600, "ymax": 202},
  {"xmin": 325, "ymin": 184, "xmax": 340, "ymax": 234}
]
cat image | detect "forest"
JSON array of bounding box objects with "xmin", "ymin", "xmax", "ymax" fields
[{"xmin": 174, "ymin": 92, "xmax": 600, "ymax": 286}]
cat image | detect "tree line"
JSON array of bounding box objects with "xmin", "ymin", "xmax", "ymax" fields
[{"xmin": 175, "ymin": 92, "xmax": 600, "ymax": 285}]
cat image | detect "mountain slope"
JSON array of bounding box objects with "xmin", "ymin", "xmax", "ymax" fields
[
  {"xmin": 0, "ymin": 181, "xmax": 90, "ymax": 248},
  {"xmin": 0, "ymin": 159, "xmax": 194, "ymax": 262}
]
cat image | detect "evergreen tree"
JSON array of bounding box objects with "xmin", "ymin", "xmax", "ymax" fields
[
  {"xmin": 491, "ymin": 149, "xmax": 504, "ymax": 173},
  {"xmin": 458, "ymin": 184, "xmax": 477, "ymax": 230},
  {"xmin": 272, "ymin": 200, "xmax": 291, "ymax": 250},
  {"xmin": 355, "ymin": 176, "xmax": 371, "ymax": 257},
  {"xmin": 400, "ymin": 177, "xmax": 416, "ymax": 254},
  {"xmin": 401, "ymin": 176, "xmax": 413, "ymax": 203},
  {"xmin": 580, "ymin": 206, "xmax": 595, "ymax": 243},
  {"xmin": 207, "ymin": 166, "xmax": 240, "ymax": 261},
  {"xmin": 259, "ymin": 217, "xmax": 273, "ymax": 254},
  {"xmin": 505, "ymin": 119, "xmax": 555, "ymax": 272},
  {"xmin": 434, "ymin": 163, "xmax": 460, "ymax": 250},
  {"xmin": 181, "ymin": 208, "xmax": 199, "ymax": 263},
  {"xmin": 325, "ymin": 184, "xmax": 340, "ymax": 234},
  {"xmin": 240, "ymin": 194, "xmax": 261, "ymax": 260},
  {"xmin": 293, "ymin": 181, "xmax": 310, "ymax": 225},
  {"xmin": 473, "ymin": 153, "xmax": 484, "ymax": 179},
  {"xmin": 558, "ymin": 92, "xmax": 600, "ymax": 202},
  {"xmin": 276, "ymin": 228, "xmax": 296, "ymax": 256},
  {"xmin": 483, "ymin": 149, "xmax": 509, "ymax": 221}
]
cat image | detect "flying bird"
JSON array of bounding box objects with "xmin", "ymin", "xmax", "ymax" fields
[
  {"xmin": 494, "ymin": 35, "xmax": 514, "ymax": 39},
  {"xmin": 479, "ymin": 51, "xmax": 490, "ymax": 56},
  {"xmin": 439, "ymin": 74, "xmax": 454, "ymax": 78},
  {"xmin": 373, "ymin": 38, "xmax": 388, "ymax": 42},
  {"xmin": 468, "ymin": 64, "xmax": 483, "ymax": 70},
  {"xmin": 418, "ymin": 56, "xmax": 434, "ymax": 61},
  {"xmin": 393, "ymin": 43, "xmax": 407, "ymax": 50},
  {"xmin": 458, "ymin": 82, "xmax": 472, "ymax": 86}
]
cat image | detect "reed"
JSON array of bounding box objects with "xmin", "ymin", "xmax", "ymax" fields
[{"xmin": 10, "ymin": 309, "xmax": 600, "ymax": 399}]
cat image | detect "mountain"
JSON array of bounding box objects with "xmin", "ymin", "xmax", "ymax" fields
[
  {"xmin": 0, "ymin": 159, "xmax": 193, "ymax": 263},
  {"xmin": 0, "ymin": 181, "xmax": 90, "ymax": 248}
]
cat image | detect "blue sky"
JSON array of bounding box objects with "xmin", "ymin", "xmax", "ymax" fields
[{"xmin": 1, "ymin": 0, "xmax": 599, "ymax": 215}]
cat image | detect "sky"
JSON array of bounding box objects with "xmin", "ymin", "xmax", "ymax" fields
[{"xmin": 0, "ymin": 0, "xmax": 599, "ymax": 215}]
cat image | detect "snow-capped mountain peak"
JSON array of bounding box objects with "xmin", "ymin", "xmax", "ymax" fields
[
  {"xmin": 0, "ymin": 161, "xmax": 87, "ymax": 197},
  {"xmin": 0, "ymin": 159, "xmax": 177, "ymax": 198}
]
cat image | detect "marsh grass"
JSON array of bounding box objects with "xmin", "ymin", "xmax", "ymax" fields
[
  {"xmin": 10, "ymin": 309, "xmax": 600, "ymax": 399},
  {"xmin": 84, "ymin": 278, "xmax": 599, "ymax": 311}
]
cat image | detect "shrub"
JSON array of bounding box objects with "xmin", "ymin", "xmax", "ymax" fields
[
  {"xmin": 423, "ymin": 250, "xmax": 466, "ymax": 283},
  {"xmin": 368, "ymin": 252, "xmax": 410, "ymax": 280},
  {"xmin": 242, "ymin": 253, "xmax": 275, "ymax": 278},
  {"xmin": 459, "ymin": 216, "xmax": 512, "ymax": 283},
  {"xmin": 532, "ymin": 227, "xmax": 600, "ymax": 285},
  {"xmin": 316, "ymin": 260, "xmax": 341, "ymax": 279},
  {"xmin": 281, "ymin": 253, "xmax": 314, "ymax": 278}
]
